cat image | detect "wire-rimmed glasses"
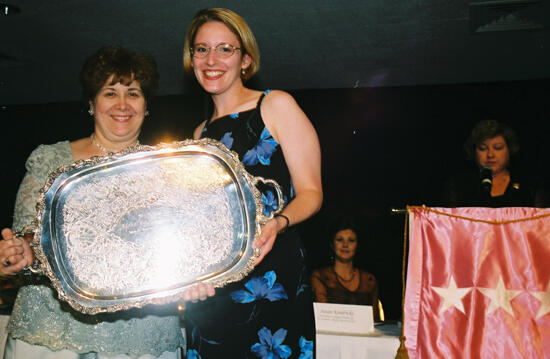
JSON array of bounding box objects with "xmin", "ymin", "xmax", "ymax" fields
[{"xmin": 191, "ymin": 43, "xmax": 241, "ymax": 58}]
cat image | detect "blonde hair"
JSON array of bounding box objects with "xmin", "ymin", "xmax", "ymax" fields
[{"xmin": 183, "ymin": 8, "xmax": 260, "ymax": 80}]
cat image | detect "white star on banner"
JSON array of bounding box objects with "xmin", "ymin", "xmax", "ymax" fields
[
  {"xmin": 530, "ymin": 280, "xmax": 550, "ymax": 319},
  {"xmin": 431, "ymin": 276, "xmax": 472, "ymax": 314},
  {"xmin": 478, "ymin": 276, "xmax": 522, "ymax": 316}
]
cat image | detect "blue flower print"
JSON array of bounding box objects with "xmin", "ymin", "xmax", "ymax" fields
[
  {"xmin": 242, "ymin": 127, "xmax": 279, "ymax": 166},
  {"xmin": 251, "ymin": 327, "xmax": 292, "ymax": 359},
  {"xmin": 187, "ymin": 349, "xmax": 201, "ymax": 359},
  {"xmin": 220, "ymin": 131, "xmax": 234, "ymax": 150},
  {"xmin": 298, "ymin": 336, "xmax": 313, "ymax": 359},
  {"xmin": 262, "ymin": 190, "xmax": 278, "ymax": 216},
  {"xmin": 230, "ymin": 270, "xmax": 288, "ymax": 303}
]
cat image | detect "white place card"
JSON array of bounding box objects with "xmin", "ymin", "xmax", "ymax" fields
[{"xmin": 313, "ymin": 302, "xmax": 374, "ymax": 336}]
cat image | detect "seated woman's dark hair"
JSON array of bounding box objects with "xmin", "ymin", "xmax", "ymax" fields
[
  {"xmin": 80, "ymin": 46, "xmax": 159, "ymax": 103},
  {"xmin": 327, "ymin": 215, "xmax": 360, "ymax": 244},
  {"xmin": 463, "ymin": 119, "xmax": 520, "ymax": 160}
]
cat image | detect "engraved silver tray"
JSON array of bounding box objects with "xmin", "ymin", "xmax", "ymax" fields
[{"xmin": 25, "ymin": 139, "xmax": 283, "ymax": 314}]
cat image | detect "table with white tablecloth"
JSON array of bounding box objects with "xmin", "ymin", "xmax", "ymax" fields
[{"xmin": 316, "ymin": 322, "xmax": 401, "ymax": 359}]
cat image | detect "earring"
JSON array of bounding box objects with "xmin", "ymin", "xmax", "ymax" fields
[
  {"xmin": 241, "ymin": 68, "xmax": 245, "ymax": 75},
  {"xmin": 88, "ymin": 107, "xmax": 94, "ymax": 116},
  {"xmin": 144, "ymin": 110, "xmax": 149, "ymax": 117}
]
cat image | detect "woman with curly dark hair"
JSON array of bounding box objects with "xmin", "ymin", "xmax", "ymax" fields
[
  {"xmin": 443, "ymin": 119, "xmax": 547, "ymax": 207},
  {"xmin": 0, "ymin": 46, "xmax": 184, "ymax": 359}
]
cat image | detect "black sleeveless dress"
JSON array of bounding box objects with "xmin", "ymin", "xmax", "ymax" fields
[{"xmin": 185, "ymin": 91, "xmax": 316, "ymax": 359}]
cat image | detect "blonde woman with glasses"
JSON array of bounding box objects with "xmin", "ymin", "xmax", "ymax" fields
[{"xmin": 181, "ymin": 7, "xmax": 322, "ymax": 359}]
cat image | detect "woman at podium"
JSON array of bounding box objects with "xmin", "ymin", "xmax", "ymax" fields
[{"xmin": 443, "ymin": 119, "xmax": 547, "ymax": 207}]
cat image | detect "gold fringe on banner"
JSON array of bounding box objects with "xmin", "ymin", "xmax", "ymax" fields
[
  {"xmin": 395, "ymin": 208, "xmax": 410, "ymax": 359},
  {"xmin": 408, "ymin": 205, "xmax": 550, "ymax": 225}
]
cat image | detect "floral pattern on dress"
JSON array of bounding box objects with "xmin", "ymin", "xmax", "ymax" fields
[
  {"xmin": 186, "ymin": 349, "xmax": 202, "ymax": 359},
  {"xmin": 262, "ymin": 190, "xmax": 279, "ymax": 216},
  {"xmin": 298, "ymin": 336, "xmax": 313, "ymax": 359},
  {"xmin": 230, "ymin": 270, "xmax": 288, "ymax": 304},
  {"xmin": 251, "ymin": 327, "xmax": 292, "ymax": 359},
  {"xmin": 220, "ymin": 131, "xmax": 234, "ymax": 149},
  {"xmin": 186, "ymin": 90, "xmax": 314, "ymax": 358},
  {"xmin": 242, "ymin": 127, "xmax": 279, "ymax": 166},
  {"xmin": 189, "ymin": 316, "xmax": 221, "ymax": 355}
]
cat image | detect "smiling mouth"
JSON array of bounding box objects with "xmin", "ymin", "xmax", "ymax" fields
[
  {"xmin": 204, "ymin": 71, "xmax": 224, "ymax": 79},
  {"xmin": 112, "ymin": 115, "xmax": 132, "ymax": 122}
]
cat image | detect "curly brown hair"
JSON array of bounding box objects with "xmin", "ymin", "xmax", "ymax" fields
[
  {"xmin": 80, "ymin": 46, "xmax": 159, "ymax": 103},
  {"xmin": 464, "ymin": 119, "xmax": 520, "ymax": 161}
]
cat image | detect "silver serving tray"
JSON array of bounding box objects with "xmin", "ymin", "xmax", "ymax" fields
[{"xmin": 24, "ymin": 139, "xmax": 283, "ymax": 314}]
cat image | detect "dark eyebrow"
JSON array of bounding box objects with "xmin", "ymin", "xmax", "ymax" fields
[{"xmin": 100, "ymin": 86, "xmax": 142, "ymax": 92}]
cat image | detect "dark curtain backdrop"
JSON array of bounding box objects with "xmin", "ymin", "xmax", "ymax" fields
[{"xmin": 2, "ymin": 79, "xmax": 549, "ymax": 320}]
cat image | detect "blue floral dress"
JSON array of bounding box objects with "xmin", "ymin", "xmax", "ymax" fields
[{"xmin": 185, "ymin": 91, "xmax": 315, "ymax": 359}]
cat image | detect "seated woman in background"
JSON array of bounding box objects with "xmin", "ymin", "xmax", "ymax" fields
[
  {"xmin": 443, "ymin": 118, "xmax": 547, "ymax": 207},
  {"xmin": 311, "ymin": 217, "xmax": 380, "ymax": 321}
]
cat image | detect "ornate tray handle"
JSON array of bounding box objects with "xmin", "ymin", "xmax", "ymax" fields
[
  {"xmin": 14, "ymin": 228, "xmax": 41, "ymax": 275},
  {"xmin": 253, "ymin": 176, "xmax": 285, "ymax": 225}
]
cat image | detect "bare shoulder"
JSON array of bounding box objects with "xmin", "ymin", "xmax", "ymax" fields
[
  {"xmin": 260, "ymin": 90, "xmax": 308, "ymax": 137},
  {"xmin": 262, "ymin": 90, "xmax": 299, "ymax": 110}
]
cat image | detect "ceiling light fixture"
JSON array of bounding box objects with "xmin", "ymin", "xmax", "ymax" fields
[{"xmin": 1, "ymin": 3, "xmax": 21, "ymax": 15}]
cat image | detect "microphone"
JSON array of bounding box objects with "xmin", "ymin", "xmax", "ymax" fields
[{"xmin": 480, "ymin": 166, "xmax": 493, "ymax": 193}]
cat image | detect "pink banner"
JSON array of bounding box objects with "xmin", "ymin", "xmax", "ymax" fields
[{"xmin": 404, "ymin": 207, "xmax": 550, "ymax": 359}]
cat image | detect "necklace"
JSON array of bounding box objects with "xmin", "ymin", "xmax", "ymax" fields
[
  {"xmin": 90, "ymin": 133, "xmax": 139, "ymax": 153},
  {"xmin": 333, "ymin": 267, "xmax": 357, "ymax": 283},
  {"xmin": 90, "ymin": 133, "xmax": 109, "ymax": 153}
]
